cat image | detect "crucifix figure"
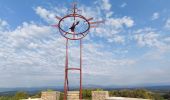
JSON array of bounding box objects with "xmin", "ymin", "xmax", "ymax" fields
[{"xmin": 69, "ymin": 21, "xmax": 79, "ymax": 32}]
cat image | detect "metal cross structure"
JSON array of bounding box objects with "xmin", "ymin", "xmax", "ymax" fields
[{"xmin": 52, "ymin": 2, "xmax": 104, "ymax": 100}]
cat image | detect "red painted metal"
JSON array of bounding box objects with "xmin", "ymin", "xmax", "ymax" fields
[
  {"xmin": 52, "ymin": 2, "xmax": 104, "ymax": 100},
  {"xmin": 87, "ymin": 17, "xmax": 94, "ymax": 21},
  {"xmin": 58, "ymin": 14, "xmax": 90, "ymax": 40},
  {"xmin": 67, "ymin": 68, "xmax": 81, "ymax": 70},
  {"xmin": 63, "ymin": 39, "xmax": 83, "ymax": 100},
  {"xmin": 64, "ymin": 39, "xmax": 69, "ymax": 100},
  {"xmin": 55, "ymin": 16, "xmax": 62, "ymax": 20},
  {"xmin": 80, "ymin": 39, "xmax": 82, "ymax": 99},
  {"xmin": 90, "ymin": 20, "xmax": 105, "ymax": 24}
]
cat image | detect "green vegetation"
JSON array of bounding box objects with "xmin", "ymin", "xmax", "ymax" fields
[
  {"xmin": 13, "ymin": 92, "xmax": 29, "ymax": 100},
  {"xmin": 30, "ymin": 92, "xmax": 41, "ymax": 98},
  {"xmin": 0, "ymin": 89, "xmax": 169, "ymax": 100},
  {"xmin": 162, "ymin": 91, "xmax": 170, "ymax": 100},
  {"xmin": 109, "ymin": 89, "xmax": 164, "ymax": 100},
  {"xmin": 0, "ymin": 91, "xmax": 29, "ymax": 100},
  {"xmin": 82, "ymin": 89, "xmax": 93, "ymax": 99}
]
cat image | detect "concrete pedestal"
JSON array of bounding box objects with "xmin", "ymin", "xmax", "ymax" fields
[
  {"xmin": 67, "ymin": 91, "xmax": 80, "ymax": 100},
  {"xmin": 92, "ymin": 91, "xmax": 109, "ymax": 100},
  {"xmin": 41, "ymin": 91, "xmax": 60, "ymax": 100}
]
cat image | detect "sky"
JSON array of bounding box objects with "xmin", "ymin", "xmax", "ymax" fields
[{"xmin": 0, "ymin": 0, "xmax": 170, "ymax": 88}]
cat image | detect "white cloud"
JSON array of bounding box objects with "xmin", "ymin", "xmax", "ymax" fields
[
  {"xmin": 35, "ymin": 4, "xmax": 134, "ymax": 44},
  {"xmin": 108, "ymin": 35, "xmax": 125, "ymax": 44},
  {"xmin": 120, "ymin": 2, "xmax": 127, "ymax": 8},
  {"xmin": 132, "ymin": 28, "xmax": 170, "ymax": 62},
  {"xmin": 79, "ymin": 5, "xmax": 102, "ymax": 19},
  {"xmin": 29, "ymin": 1, "xmax": 170, "ymax": 87},
  {"xmin": 133, "ymin": 28, "xmax": 170, "ymax": 60},
  {"xmin": 93, "ymin": 16, "xmax": 134, "ymax": 43},
  {"xmin": 106, "ymin": 11, "xmax": 114, "ymax": 18},
  {"xmin": 0, "ymin": 20, "xmax": 135, "ymax": 87},
  {"xmin": 165, "ymin": 18, "xmax": 170, "ymax": 29},
  {"xmin": 2, "ymin": 0, "xmax": 170, "ymax": 87},
  {"xmin": 151, "ymin": 12, "xmax": 159, "ymax": 20},
  {"xmin": 0, "ymin": 19, "xmax": 8, "ymax": 30},
  {"xmin": 6, "ymin": 22, "xmax": 55, "ymax": 48},
  {"xmin": 28, "ymin": 42, "xmax": 39, "ymax": 49},
  {"xmin": 121, "ymin": 16, "xmax": 134, "ymax": 27},
  {"xmin": 101, "ymin": 0, "xmax": 112, "ymax": 11},
  {"xmin": 134, "ymin": 28, "xmax": 165, "ymax": 48},
  {"xmin": 164, "ymin": 37, "xmax": 170, "ymax": 42},
  {"xmin": 35, "ymin": 6, "xmax": 57, "ymax": 23},
  {"xmin": 108, "ymin": 16, "xmax": 134, "ymax": 28}
]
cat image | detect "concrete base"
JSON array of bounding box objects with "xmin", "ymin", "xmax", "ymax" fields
[
  {"xmin": 67, "ymin": 91, "xmax": 80, "ymax": 100},
  {"xmin": 41, "ymin": 91, "xmax": 60, "ymax": 100},
  {"xmin": 92, "ymin": 91, "xmax": 109, "ymax": 100}
]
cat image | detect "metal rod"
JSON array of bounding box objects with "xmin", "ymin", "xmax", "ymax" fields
[
  {"xmin": 90, "ymin": 20, "xmax": 105, "ymax": 24},
  {"xmin": 80, "ymin": 39, "xmax": 82, "ymax": 100},
  {"xmin": 55, "ymin": 16, "xmax": 62, "ymax": 20},
  {"xmin": 87, "ymin": 17, "xmax": 93, "ymax": 21},
  {"xmin": 67, "ymin": 68, "xmax": 81, "ymax": 70},
  {"xmin": 64, "ymin": 39, "xmax": 68, "ymax": 100}
]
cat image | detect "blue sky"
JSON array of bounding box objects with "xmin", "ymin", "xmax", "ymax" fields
[{"xmin": 0, "ymin": 0, "xmax": 170, "ymax": 88}]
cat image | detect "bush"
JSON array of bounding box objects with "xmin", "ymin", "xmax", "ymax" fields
[
  {"xmin": 109, "ymin": 89, "xmax": 153, "ymax": 99},
  {"xmin": 13, "ymin": 91, "xmax": 29, "ymax": 100}
]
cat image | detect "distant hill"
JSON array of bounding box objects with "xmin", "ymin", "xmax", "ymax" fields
[
  {"xmin": 144, "ymin": 85, "xmax": 170, "ymax": 90},
  {"xmin": 0, "ymin": 85, "xmax": 170, "ymax": 96},
  {"xmin": 0, "ymin": 87, "xmax": 63, "ymax": 96}
]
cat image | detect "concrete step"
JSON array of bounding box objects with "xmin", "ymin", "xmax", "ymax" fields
[{"xmin": 67, "ymin": 91, "xmax": 80, "ymax": 100}]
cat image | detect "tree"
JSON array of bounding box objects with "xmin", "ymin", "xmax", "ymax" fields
[
  {"xmin": 163, "ymin": 91, "xmax": 170, "ymax": 99},
  {"xmin": 109, "ymin": 89, "xmax": 154, "ymax": 99},
  {"xmin": 13, "ymin": 91, "xmax": 29, "ymax": 100},
  {"xmin": 82, "ymin": 89, "xmax": 93, "ymax": 99},
  {"xmin": 31, "ymin": 92, "xmax": 41, "ymax": 98},
  {"xmin": 0, "ymin": 96, "xmax": 12, "ymax": 100}
]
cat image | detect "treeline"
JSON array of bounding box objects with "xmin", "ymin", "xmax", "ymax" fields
[
  {"xmin": 109, "ymin": 89, "xmax": 163, "ymax": 100},
  {"xmin": 82, "ymin": 89, "xmax": 170, "ymax": 100},
  {"xmin": 0, "ymin": 91, "xmax": 42, "ymax": 100},
  {"xmin": 0, "ymin": 89, "xmax": 170, "ymax": 100}
]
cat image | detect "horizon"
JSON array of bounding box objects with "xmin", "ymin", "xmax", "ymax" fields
[
  {"xmin": 0, "ymin": 0, "xmax": 170, "ymax": 88},
  {"xmin": 1, "ymin": 84, "xmax": 170, "ymax": 89},
  {"xmin": 1, "ymin": 84, "xmax": 170, "ymax": 93}
]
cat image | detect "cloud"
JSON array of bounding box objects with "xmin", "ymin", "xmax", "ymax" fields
[
  {"xmin": 35, "ymin": 6, "xmax": 57, "ymax": 23},
  {"xmin": 133, "ymin": 28, "xmax": 170, "ymax": 60},
  {"xmin": 6, "ymin": 22, "xmax": 55, "ymax": 48},
  {"xmin": 0, "ymin": 21, "xmax": 66, "ymax": 87},
  {"xmin": 0, "ymin": 1, "xmax": 135, "ymax": 86},
  {"xmin": 94, "ymin": 0, "xmax": 113, "ymax": 18},
  {"xmin": 29, "ymin": 0, "xmax": 170, "ymax": 87},
  {"xmin": 107, "ymin": 35, "xmax": 125, "ymax": 44},
  {"xmin": 1, "ymin": 0, "xmax": 169, "ymax": 87},
  {"xmin": 0, "ymin": 19, "xmax": 8, "ymax": 31},
  {"xmin": 93, "ymin": 16, "xmax": 134, "ymax": 43},
  {"xmin": 109, "ymin": 16, "xmax": 134, "ymax": 28},
  {"xmin": 165, "ymin": 18, "xmax": 170, "ymax": 29},
  {"xmin": 0, "ymin": 20, "xmax": 135, "ymax": 87},
  {"xmin": 35, "ymin": 3, "xmax": 134, "ymax": 44},
  {"xmin": 134, "ymin": 28, "xmax": 165, "ymax": 48},
  {"xmin": 101, "ymin": 0, "xmax": 112, "ymax": 11},
  {"xmin": 151, "ymin": 12, "xmax": 159, "ymax": 20},
  {"xmin": 120, "ymin": 2, "xmax": 127, "ymax": 8}
]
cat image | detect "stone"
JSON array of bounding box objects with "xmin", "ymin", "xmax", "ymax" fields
[
  {"xmin": 67, "ymin": 91, "xmax": 80, "ymax": 100},
  {"xmin": 41, "ymin": 91, "xmax": 60, "ymax": 100},
  {"xmin": 92, "ymin": 91, "xmax": 109, "ymax": 100}
]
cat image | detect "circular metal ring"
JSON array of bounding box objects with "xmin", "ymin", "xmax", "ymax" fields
[{"xmin": 58, "ymin": 14, "xmax": 90, "ymax": 40}]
